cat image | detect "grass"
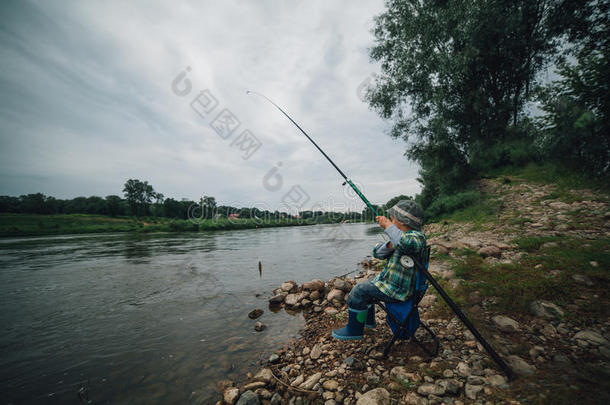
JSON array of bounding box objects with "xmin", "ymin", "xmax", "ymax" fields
[
  {"xmin": 447, "ymin": 236, "xmax": 610, "ymax": 320},
  {"xmin": 493, "ymin": 162, "xmax": 610, "ymax": 196},
  {"xmin": 0, "ymin": 213, "xmax": 335, "ymax": 237}
]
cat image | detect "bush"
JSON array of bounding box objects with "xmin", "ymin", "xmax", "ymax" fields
[{"xmin": 424, "ymin": 191, "xmax": 481, "ymax": 221}]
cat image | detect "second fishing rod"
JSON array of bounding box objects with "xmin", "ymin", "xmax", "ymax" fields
[{"xmin": 247, "ymin": 90, "xmax": 515, "ymax": 380}]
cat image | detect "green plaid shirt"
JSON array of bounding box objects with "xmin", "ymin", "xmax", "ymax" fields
[{"xmin": 371, "ymin": 229, "xmax": 427, "ymax": 301}]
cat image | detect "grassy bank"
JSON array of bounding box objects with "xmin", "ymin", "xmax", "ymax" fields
[{"xmin": 0, "ymin": 213, "xmax": 352, "ymax": 237}]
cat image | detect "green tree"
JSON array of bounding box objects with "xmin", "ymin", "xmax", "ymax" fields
[
  {"xmin": 536, "ymin": 0, "xmax": 609, "ymax": 176},
  {"xmin": 368, "ymin": 0, "xmax": 580, "ymax": 206},
  {"xmin": 122, "ymin": 179, "xmax": 158, "ymax": 216},
  {"xmin": 105, "ymin": 195, "xmax": 123, "ymax": 217}
]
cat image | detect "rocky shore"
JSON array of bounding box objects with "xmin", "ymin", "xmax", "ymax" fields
[{"xmin": 213, "ymin": 177, "xmax": 610, "ymax": 405}]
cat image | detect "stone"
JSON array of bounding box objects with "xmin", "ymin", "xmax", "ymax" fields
[
  {"xmin": 270, "ymin": 393, "xmax": 281, "ymax": 405},
  {"xmin": 243, "ymin": 381, "xmax": 266, "ymax": 390},
  {"xmin": 327, "ymin": 289, "xmax": 345, "ymax": 302},
  {"xmin": 310, "ymin": 344, "xmax": 322, "ymax": 360},
  {"xmin": 492, "ymin": 315, "xmax": 520, "ymax": 332},
  {"xmin": 417, "ymin": 383, "xmax": 445, "ymax": 396},
  {"xmin": 574, "ymin": 330, "xmax": 609, "ymax": 346},
  {"xmin": 253, "ymin": 368, "xmax": 273, "ymax": 383},
  {"xmin": 420, "ymin": 294, "xmax": 437, "ymax": 307},
  {"xmin": 487, "ymin": 374, "xmax": 507, "ymax": 387},
  {"xmin": 572, "ymin": 274, "xmax": 594, "ymax": 286},
  {"xmin": 506, "ymin": 355, "xmax": 536, "ymax": 375},
  {"xmin": 456, "ymin": 362, "xmax": 472, "ymax": 377},
  {"xmin": 334, "ymin": 278, "xmax": 352, "ymax": 292},
  {"xmin": 549, "ymin": 201, "xmax": 570, "ymax": 211},
  {"xmin": 467, "ymin": 375, "xmax": 486, "ymax": 385},
  {"xmin": 356, "ymin": 388, "xmax": 390, "ymax": 405},
  {"xmin": 465, "ymin": 383, "xmax": 483, "ymax": 400},
  {"xmin": 437, "ymin": 379, "xmax": 460, "ymax": 395},
  {"xmin": 236, "ymin": 390, "xmax": 259, "ymax": 405},
  {"xmin": 269, "ymin": 293, "xmax": 286, "ymax": 304},
  {"xmin": 324, "ymin": 307, "xmax": 338, "ymax": 315},
  {"xmin": 303, "ymin": 279, "xmax": 325, "ymax": 291},
  {"xmin": 268, "ymin": 354, "xmax": 279, "ymax": 364},
  {"xmin": 309, "ymin": 290, "xmax": 321, "ymax": 300},
  {"xmin": 223, "ymin": 387, "xmax": 240, "ymax": 405},
  {"xmin": 389, "ymin": 366, "xmax": 411, "ymax": 384},
  {"xmin": 291, "ymin": 375, "xmax": 304, "ymax": 386},
  {"xmin": 442, "ymin": 369, "xmax": 454, "ymax": 378},
  {"xmin": 478, "ymin": 246, "xmax": 502, "ymax": 258},
  {"xmin": 323, "ymin": 379, "xmax": 339, "ymax": 391},
  {"xmin": 299, "ymin": 372, "xmax": 322, "ymax": 389},
  {"xmin": 248, "ymin": 309, "xmax": 264, "ymax": 319},
  {"xmin": 284, "ymin": 294, "xmax": 299, "ymax": 306},
  {"xmin": 402, "ymin": 392, "xmax": 426, "ymax": 404},
  {"xmin": 254, "ymin": 322, "xmax": 266, "ymax": 332},
  {"xmin": 281, "ymin": 281, "xmax": 297, "ymax": 292},
  {"xmin": 529, "ymin": 300, "xmax": 565, "ymax": 319}
]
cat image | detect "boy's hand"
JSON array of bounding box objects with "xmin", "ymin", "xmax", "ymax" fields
[{"xmin": 376, "ymin": 216, "xmax": 392, "ymax": 229}]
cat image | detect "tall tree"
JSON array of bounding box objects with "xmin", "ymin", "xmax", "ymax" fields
[
  {"xmin": 123, "ymin": 179, "xmax": 157, "ymax": 216},
  {"xmin": 368, "ymin": 0, "xmax": 580, "ymax": 206}
]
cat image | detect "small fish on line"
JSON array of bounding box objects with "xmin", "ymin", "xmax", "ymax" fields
[{"xmin": 258, "ymin": 261, "xmax": 262, "ymax": 278}]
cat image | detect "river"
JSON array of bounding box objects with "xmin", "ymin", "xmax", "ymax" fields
[{"xmin": 0, "ymin": 222, "xmax": 384, "ymax": 404}]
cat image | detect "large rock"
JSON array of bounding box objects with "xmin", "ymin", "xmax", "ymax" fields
[
  {"xmin": 456, "ymin": 361, "xmax": 472, "ymax": 377},
  {"xmin": 284, "ymin": 294, "xmax": 299, "ymax": 306},
  {"xmin": 281, "ymin": 281, "xmax": 297, "ymax": 292},
  {"xmin": 253, "ymin": 368, "xmax": 273, "ymax": 383},
  {"xmin": 506, "ymin": 355, "xmax": 536, "ymax": 375},
  {"xmin": 303, "ymin": 279, "xmax": 325, "ymax": 291},
  {"xmin": 236, "ymin": 390, "xmax": 259, "ymax": 405},
  {"xmin": 223, "ymin": 387, "xmax": 240, "ymax": 405},
  {"xmin": 333, "ymin": 278, "xmax": 352, "ymax": 292},
  {"xmin": 327, "ymin": 289, "xmax": 345, "ymax": 302},
  {"xmin": 268, "ymin": 293, "xmax": 286, "ymax": 304},
  {"xmin": 530, "ymin": 300, "xmax": 564, "ymax": 319},
  {"xmin": 573, "ymin": 330, "xmax": 609, "ymax": 346},
  {"xmin": 492, "ymin": 315, "xmax": 520, "ymax": 332},
  {"xmin": 465, "ymin": 383, "xmax": 483, "ymax": 400},
  {"xmin": 356, "ymin": 388, "xmax": 390, "ymax": 405},
  {"xmin": 478, "ymin": 246, "xmax": 502, "ymax": 258},
  {"xmin": 299, "ymin": 372, "xmax": 322, "ymax": 390}
]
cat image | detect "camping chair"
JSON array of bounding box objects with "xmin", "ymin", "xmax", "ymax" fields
[{"xmin": 375, "ymin": 246, "xmax": 439, "ymax": 358}]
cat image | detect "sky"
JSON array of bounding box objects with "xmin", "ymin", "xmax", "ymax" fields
[{"xmin": 0, "ymin": 0, "xmax": 420, "ymax": 213}]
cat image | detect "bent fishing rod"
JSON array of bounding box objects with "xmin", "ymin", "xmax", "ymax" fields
[
  {"xmin": 246, "ymin": 90, "xmax": 378, "ymax": 217},
  {"xmin": 246, "ymin": 90, "xmax": 515, "ymax": 380}
]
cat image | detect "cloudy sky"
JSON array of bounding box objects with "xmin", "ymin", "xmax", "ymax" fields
[{"xmin": 0, "ymin": 0, "xmax": 420, "ymax": 213}]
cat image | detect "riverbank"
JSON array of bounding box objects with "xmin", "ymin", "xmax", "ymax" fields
[
  {"xmin": 0, "ymin": 213, "xmax": 362, "ymax": 237},
  {"xmin": 214, "ymin": 176, "xmax": 610, "ymax": 405}
]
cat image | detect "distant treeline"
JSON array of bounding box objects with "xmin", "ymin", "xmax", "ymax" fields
[{"xmin": 0, "ymin": 180, "xmax": 411, "ymax": 223}]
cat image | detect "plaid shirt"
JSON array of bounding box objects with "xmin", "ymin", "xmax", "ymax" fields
[{"xmin": 371, "ymin": 229, "xmax": 426, "ymax": 301}]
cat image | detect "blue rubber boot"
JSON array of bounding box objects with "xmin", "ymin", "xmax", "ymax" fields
[
  {"xmin": 332, "ymin": 307, "xmax": 367, "ymax": 340},
  {"xmin": 365, "ymin": 304, "xmax": 376, "ymax": 329}
]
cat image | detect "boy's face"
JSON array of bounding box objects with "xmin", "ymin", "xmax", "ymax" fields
[{"xmin": 390, "ymin": 215, "xmax": 410, "ymax": 230}]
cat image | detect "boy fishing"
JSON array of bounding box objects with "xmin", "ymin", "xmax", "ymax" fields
[{"xmin": 332, "ymin": 199, "xmax": 426, "ymax": 340}]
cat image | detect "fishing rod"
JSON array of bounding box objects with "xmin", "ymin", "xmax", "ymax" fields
[
  {"xmin": 247, "ymin": 90, "xmax": 516, "ymax": 380},
  {"xmin": 246, "ymin": 90, "xmax": 378, "ymax": 217}
]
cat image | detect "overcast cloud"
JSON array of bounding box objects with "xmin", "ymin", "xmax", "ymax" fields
[{"xmin": 0, "ymin": 0, "xmax": 420, "ymax": 212}]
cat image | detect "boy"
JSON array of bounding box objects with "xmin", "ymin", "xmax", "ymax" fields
[{"xmin": 332, "ymin": 200, "xmax": 426, "ymax": 340}]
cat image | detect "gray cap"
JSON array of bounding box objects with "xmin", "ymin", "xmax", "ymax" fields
[{"xmin": 387, "ymin": 200, "xmax": 424, "ymax": 230}]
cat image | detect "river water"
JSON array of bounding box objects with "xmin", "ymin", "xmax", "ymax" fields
[{"xmin": 0, "ymin": 223, "xmax": 384, "ymax": 404}]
